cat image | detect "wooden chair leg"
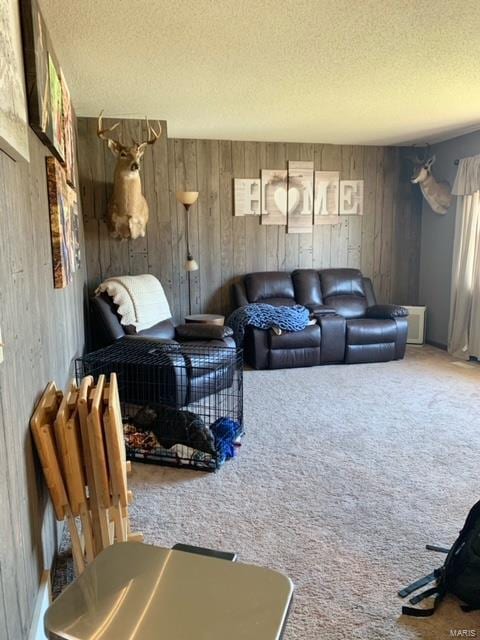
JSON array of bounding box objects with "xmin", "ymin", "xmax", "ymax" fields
[
  {"xmin": 88, "ymin": 492, "xmax": 104, "ymax": 557},
  {"xmin": 65, "ymin": 507, "xmax": 85, "ymax": 576},
  {"xmin": 112, "ymin": 496, "xmax": 127, "ymax": 543},
  {"xmin": 96, "ymin": 507, "xmax": 113, "ymax": 550},
  {"xmin": 79, "ymin": 504, "xmax": 95, "ymax": 563}
]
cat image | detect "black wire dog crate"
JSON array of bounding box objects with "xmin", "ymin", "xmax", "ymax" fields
[{"xmin": 76, "ymin": 338, "xmax": 244, "ymax": 471}]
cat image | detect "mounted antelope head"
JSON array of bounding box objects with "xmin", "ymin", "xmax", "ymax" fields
[
  {"xmin": 409, "ymin": 146, "xmax": 452, "ymax": 215},
  {"xmin": 97, "ymin": 112, "xmax": 162, "ymax": 239}
]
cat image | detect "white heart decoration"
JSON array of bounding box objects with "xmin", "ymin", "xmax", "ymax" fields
[
  {"xmin": 287, "ymin": 187, "xmax": 300, "ymax": 214},
  {"xmin": 272, "ymin": 187, "xmax": 303, "ymax": 214},
  {"xmin": 273, "ymin": 187, "xmax": 287, "ymax": 214}
]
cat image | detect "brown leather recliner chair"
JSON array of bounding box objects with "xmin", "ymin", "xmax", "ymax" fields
[
  {"xmin": 87, "ymin": 293, "xmax": 236, "ymax": 406},
  {"xmin": 232, "ymin": 268, "xmax": 408, "ymax": 369},
  {"xmin": 91, "ymin": 292, "xmax": 235, "ymax": 349}
]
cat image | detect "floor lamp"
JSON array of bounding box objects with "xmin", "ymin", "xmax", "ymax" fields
[{"xmin": 176, "ymin": 191, "xmax": 199, "ymax": 316}]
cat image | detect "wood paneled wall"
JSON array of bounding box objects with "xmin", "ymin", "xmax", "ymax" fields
[
  {"xmin": 0, "ymin": 132, "xmax": 86, "ymax": 639},
  {"xmin": 78, "ymin": 117, "xmax": 422, "ymax": 323}
]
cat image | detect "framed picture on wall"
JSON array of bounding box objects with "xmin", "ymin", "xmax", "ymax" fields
[
  {"xmin": 20, "ymin": 0, "xmax": 65, "ymax": 162},
  {"xmin": 287, "ymin": 161, "xmax": 313, "ymax": 234},
  {"xmin": 48, "ymin": 53, "xmax": 65, "ymax": 161},
  {"xmin": 0, "ymin": 0, "xmax": 30, "ymax": 162},
  {"xmin": 67, "ymin": 185, "xmax": 81, "ymax": 271},
  {"xmin": 46, "ymin": 156, "xmax": 72, "ymax": 288},
  {"xmin": 21, "ymin": 0, "xmax": 52, "ymax": 147},
  {"xmin": 261, "ymin": 169, "xmax": 288, "ymax": 225},
  {"xmin": 61, "ymin": 71, "xmax": 76, "ymax": 186}
]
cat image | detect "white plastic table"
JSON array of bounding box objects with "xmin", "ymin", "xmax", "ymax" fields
[{"xmin": 45, "ymin": 542, "xmax": 293, "ymax": 639}]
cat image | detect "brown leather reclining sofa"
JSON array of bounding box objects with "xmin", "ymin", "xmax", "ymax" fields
[{"xmin": 232, "ymin": 268, "xmax": 408, "ymax": 369}]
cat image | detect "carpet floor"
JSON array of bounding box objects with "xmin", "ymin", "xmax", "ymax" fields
[{"xmin": 127, "ymin": 346, "xmax": 480, "ymax": 640}]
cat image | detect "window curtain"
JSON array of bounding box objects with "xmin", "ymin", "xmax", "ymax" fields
[{"xmin": 448, "ymin": 155, "xmax": 480, "ymax": 359}]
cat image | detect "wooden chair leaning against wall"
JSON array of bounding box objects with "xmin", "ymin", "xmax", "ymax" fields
[
  {"xmin": 30, "ymin": 383, "xmax": 85, "ymax": 575},
  {"xmin": 31, "ymin": 375, "xmax": 142, "ymax": 577}
]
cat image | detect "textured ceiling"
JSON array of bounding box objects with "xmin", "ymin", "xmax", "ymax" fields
[{"xmin": 39, "ymin": 0, "xmax": 480, "ymax": 145}]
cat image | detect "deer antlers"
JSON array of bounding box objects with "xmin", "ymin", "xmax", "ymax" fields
[
  {"xmin": 97, "ymin": 111, "xmax": 120, "ymax": 143},
  {"xmin": 407, "ymin": 143, "xmax": 431, "ymax": 165},
  {"xmin": 97, "ymin": 111, "xmax": 161, "ymax": 148},
  {"xmin": 138, "ymin": 119, "xmax": 162, "ymax": 147}
]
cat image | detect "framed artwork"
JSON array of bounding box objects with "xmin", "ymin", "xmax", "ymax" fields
[
  {"xmin": 287, "ymin": 161, "xmax": 313, "ymax": 234},
  {"xmin": 261, "ymin": 169, "xmax": 288, "ymax": 225},
  {"xmin": 48, "ymin": 53, "xmax": 65, "ymax": 161},
  {"xmin": 20, "ymin": 0, "xmax": 51, "ymax": 146},
  {"xmin": 67, "ymin": 185, "xmax": 81, "ymax": 271},
  {"xmin": 314, "ymin": 171, "xmax": 340, "ymax": 224},
  {"xmin": 20, "ymin": 0, "xmax": 65, "ymax": 162},
  {"xmin": 234, "ymin": 178, "xmax": 260, "ymax": 216},
  {"xmin": 340, "ymin": 180, "xmax": 364, "ymax": 215},
  {"xmin": 46, "ymin": 156, "xmax": 72, "ymax": 288},
  {"xmin": 0, "ymin": 0, "xmax": 30, "ymax": 162},
  {"xmin": 61, "ymin": 71, "xmax": 76, "ymax": 186}
]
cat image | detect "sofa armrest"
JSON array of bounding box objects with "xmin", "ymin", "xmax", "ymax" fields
[
  {"xmin": 365, "ymin": 304, "xmax": 409, "ymax": 320},
  {"xmin": 175, "ymin": 324, "xmax": 234, "ymax": 341},
  {"xmin": 214, "ymin": 336, "xmax": 236, "ymax": 349},
  {"xmin": 122, "ymin": 336, "xmax": 187, "ymax": 405},
  {"xmin": 317, "ymin": 313, "xmax": 346, "ymax": 363},
  {"xmin": 243, "ymin": 326, "xmax": 269, "ymax": 369},
  {"xmin": 232, "ymin": 282, "xmax": 249, "ymax": 308},
  {"xmin": 124, "ymin": 336, "xmax": 179, "ymax": 346},
  {"xmin": 136, "ymin": 318, "xmax": 176, "ymax": 340},
  {"xmin": 310, "ymin": 305, "xmax": 338, "ymax": 316},
  {"xmin": 91, "ymin": 293, "xmax": 126, "ymax": 344}
]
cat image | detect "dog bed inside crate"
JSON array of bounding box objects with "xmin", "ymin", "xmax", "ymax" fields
[{"xmin": 123, "ymin": 405, "xmax": 243, "ymax": 471}]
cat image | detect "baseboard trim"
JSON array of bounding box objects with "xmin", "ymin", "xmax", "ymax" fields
[
  {"xmin": 28, "ymin": 571, "xmax": 51, "ymax": 640},
  {"xmin": 426, "ymin": 339, "xmax": 448, "ymax": 351}
]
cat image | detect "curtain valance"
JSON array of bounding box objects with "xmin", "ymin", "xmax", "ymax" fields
[{"xmin": 452, "ymin": 154, "xmax": 480, "ymax": 195}]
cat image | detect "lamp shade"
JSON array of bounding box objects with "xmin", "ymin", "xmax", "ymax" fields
[
  {"xmin": 176, "ymin": 191, "xmax": 199, "ymax": 206},
  {"xmin": 185, "ymin": 257, "xmax": 199, "ymax": 272}
]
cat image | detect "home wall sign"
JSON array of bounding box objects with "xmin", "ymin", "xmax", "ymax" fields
[{"xmin": 235, "ymin": 164, "xmax": 363, "ymax": 233}]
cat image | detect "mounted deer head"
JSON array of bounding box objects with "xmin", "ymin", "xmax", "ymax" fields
[
  {"xmin": 408, "ymin": 146, "xmax": 452, "ymax": 215},
  {"xmin": 97, "ymin": 111, "xmax": 162, "ymax": 239}
]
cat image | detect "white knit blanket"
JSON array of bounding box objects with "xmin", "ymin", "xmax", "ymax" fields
[{"xmin": 95, "ymin": 274, "xmax": 171, "ymax": 332}]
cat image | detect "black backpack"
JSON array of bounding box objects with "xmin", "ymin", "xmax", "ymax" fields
[{"xmin": 399, "ymin": 500, "xmax": 480, "ymax": 616}]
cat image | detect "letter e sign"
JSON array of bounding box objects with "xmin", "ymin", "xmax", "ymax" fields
[{"xmin": 340, "ymin": 180, "xmax": 364, "ymax": 215}]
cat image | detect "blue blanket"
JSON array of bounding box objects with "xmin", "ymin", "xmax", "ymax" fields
[{"xmin": 226, "ymin": 303, "xmax": 310, "ymax": 346}]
